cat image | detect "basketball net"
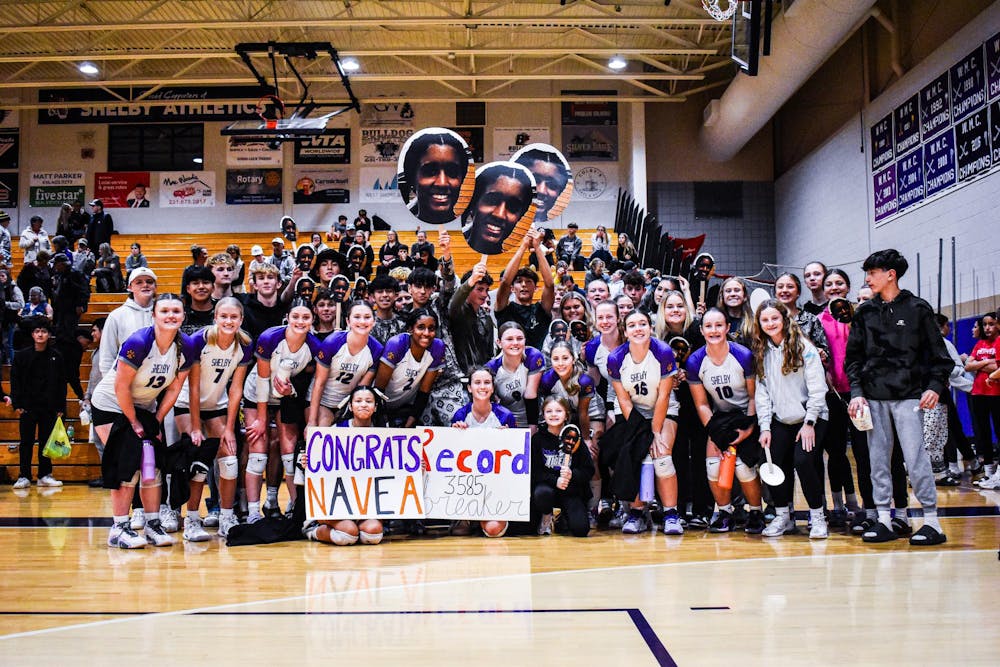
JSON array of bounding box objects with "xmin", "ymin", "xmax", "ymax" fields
[{"xmin": 702, "ymin": 0, "xmax": 738, "ymax": 21}]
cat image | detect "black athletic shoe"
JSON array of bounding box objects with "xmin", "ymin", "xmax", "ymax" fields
[
  {"xmin": 862, "ymin": 521, "xmax": 897, "ymax": 543},
  {"xmin": 88, "ymin": 477, "xmax": 104, "ymax": 488},
  {"xmin": 763, "ymin": 504, "xmax": 776, "ymax": 522},
  {"xmin": 596, "ymin": 499, "xmax": 614, "ymax": 528},
  {"xmin": 744, "ymin": 510, "xmax": 765, "ymax": 534},
  {"xmin": 708, "ymin": 510, "xmax": 732, "ymax": 533},
  {"xmin": 828, "ymin": 508, "xmax": 847, "ymax": 528},
  {"xmin": 686, "ymin": 515, "xmax": 709, "ymax": 530},
  {"xmin": 849, "ymin": 512, "xmax": 867, "ymax": 535},
  {"xmin": 935, "ymin": 473, "xmax": 961, "ymax": 487},
  {"xmin": 263, "ymin": 504, "xmax": 283, "ymax": 520},
  {"xmin": 909, "ymin": 525, "xmax": 947, "ymax": 546},
  {"xmin": 891, "ymin": 517, "xmax": 912, "ymax": 537}
]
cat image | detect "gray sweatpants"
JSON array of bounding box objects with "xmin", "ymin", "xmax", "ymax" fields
[{"xmin": 868, "ymin": 399, "xmax": 937, "ymax": 513}]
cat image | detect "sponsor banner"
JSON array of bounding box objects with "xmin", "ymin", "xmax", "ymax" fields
[
  {"xmin": 571, "ymin": 163, "xmax": 617, "ymax": 201},
  {"xmin": 0, "ymin": 130, "xmax": 18, "ymax": 169},
  {"xmin": 359, "ymin": 101, "xmax": 415, "ymax": 126},
  {"xmin": 449, "ymin": 126, "xmax": 484, "ymax": 163},
  {"xmin": 561, "ymin": 97, "xmax": 618, "ymax": 126},
  {"xmin": 94, "ymin": 172, "xmax": 152, "ymax": 208},
  {"xmin": 293, "ymin": 168, "xmax": 350, "ymax": 204},
  {"xmin": 359, "ymin": 167, "xmax": 399, "ymax": 203},
  {"xmin": 493, "ymin": 127, "xmax": 551, "ymax": 161},
  {"xmin": 873, "ymin": 163, "xmax": 897, "ymax": 223},
  {"xmin": 870, "ymin": 112, "xmax": 894, "ymax": 171},
  {"xmin": 360, "ymin": 127, "xmax": 413, "ymax": 165},
  {"xmin": 29, "ymin": 171, "xmax": 84, "ymax": 208},
  {"xmin": 563, "ymin": 125, "xmax": 618, "ymax": 161},
  {"xmin": 37, "ymin": 85, "xmax": 262, "ymax": 124},
  {"xmin": 950, "ymin": 45, "xmax": 987, "ymax": 123},
  {"xmin": 920, "ymin": 72, "xmax": 951, "ymax": 140},
  {"xmin": 226, "ymin": 138, "xmax": 283, "ymax": 166},
  {"xmin": 293, "ymin": 129, "xmax": 351, "ymax": 164},
  {"xmin": 896, "ymin": 149, "xmax": 924, "ymax": 210},
  {"xmin": 0, "ymin": 172, "xmax": 17, "ymax": 208},
  {"xmin": 303, "ymin": 427, "xmax": 530, "ymax": 521},
  {"xmin": 159, "ymin": 171, "xmax": 215, "ymax": 208},
  {"xmin": 0, "ymin": 99, "xmax": 18, "ymax": 128},
  {"xmin": 894, "ymin": 94, "xmax": 920, "ymax": 156},
  {"xmin": 955, "ymin": 106, "xmax": 991, "ymax": 181},
  {"xmin": 923, "ymin": 130, "xmax": 957, "ymax": 198},
  {"xmin": 225, "ymin": 168, "xmax": 282, "ymax": 205}
]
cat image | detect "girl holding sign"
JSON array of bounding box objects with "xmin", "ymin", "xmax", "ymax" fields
[
  {"xmin": 304, "ymin": 385, "xmax": 385, "ymax": 545},
  {"xmin": 173, "ymin": 298, "xmax": 253, "ymax": 541},
  {"xmin": 531, "ymin": 397, "xmax": 595, "ymax": 537},
  {"xmin": 451, "ymin": 367, "xmax": 517, "ymax": 538},
  {"xmin": 539, "ymin": 341, "xmax": 595, "ymax": 444},
  {"xmin": 91, "ymin": 294, "xmax": 194, "ymax": 549},
  {"xmin": 608, "ymin": 310, "xmax": 681, "ymax": 535},
  {"xmin": 375, "ymin": 307, "xmax": 446, "ymax": 427},
  {"xmin": 485, "ymin": 322, "xmax": 546, "ymax": 430},
  {"xmin": 750, "ymin": 300, "xmax": 830, "ymax": 539},
  {"xmin": 308, "ymin": 301, "xmax": 383, "ymax": 428},
  {"xmin": 242, "ymin": 299, "xmax": 322, "ymax": 524}
]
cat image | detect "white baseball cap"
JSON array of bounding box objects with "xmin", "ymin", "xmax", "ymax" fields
[
  {"xmin": 251, "ymin": 245, "xmax": 264, "ymax": 255},
  {"xmin": 127, "ymin": 267, "xmax": 158, "ymax": 286}
]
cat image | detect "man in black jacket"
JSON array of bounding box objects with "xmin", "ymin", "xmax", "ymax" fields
[
  {"xmin": 846, "ymin": 249, "xmax": 953, "ymax": 546},
  {"xmin": 85, "ymin": 199, "xmax": 115, "ymax": 251},
  {"xmin": 50, "ymin": 254, "xmax": 90, "ymax": 341}
]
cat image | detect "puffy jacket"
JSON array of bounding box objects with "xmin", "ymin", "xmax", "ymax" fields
[{"xmin": 844, "ymin": 290, "xmax": 952, "ymax": 401}]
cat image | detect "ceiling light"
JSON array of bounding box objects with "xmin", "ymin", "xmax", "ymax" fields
[
  {"xmin": 78, "ymin": 62, "xmax": 99, "ymax": 75},
  {"xmin": 608, "ymin": 55, "xmax": 627, "ymax": 70},
  {"xmin": 341, "ymin": 57, "xmax": 360, "ymax": 72}
]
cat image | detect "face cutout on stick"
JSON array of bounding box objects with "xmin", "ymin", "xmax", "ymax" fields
[
  {"xmin": 330, "ymin": 275, "xmax": 351, "ymax": 304},
  {"xmin": 461, "ymin": 161, "xmax": 537, "ymax": 255},
  {"xmin": 549, "ymin": 318, "xmax": 569, "ymax": 342},
  {"xmin": 397, "ymin": 127, "xmax": 475, "ymax": 225},
  {"xmin": 560, "ymin": 424, "xmax": 582, "ymax": 456},
  {"xmin": 829, "ymin": 297, "xmax": 854, "ymax": 324},
  {"xmin": 511, "ymin": 143, "xmax": 573, "ymax": 222}
]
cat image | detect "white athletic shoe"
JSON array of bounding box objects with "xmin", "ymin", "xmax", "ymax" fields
[
  {"xmin": 37, "ymin": 475, "xmax": 62, "ymax": 487},
  {"xmin": 218, "ymin": 513, "xmax": 239, "ymax": 538},
  {"xmin": 12, "ymin": 477, "xmax": 31, "ymax": 490},
  {"xmin": 130, "ymin": 508, "xmax": 145, "ymax": 530},
  {"xmin": 183, "ymin": 516, "xmax": 211, "ymax": 542},
  {"xmin": 144, "ymin": 519, "xmax": 175, "ymax": 547},
  {"xmin": 159, "ymin": 506, "xmax": 179, "ymax": 533},
  {"xmin": 537, "ymin": 513, "xmax": 554, "ymax": 536},
  {"xmin": 246, "ymin": 511, "xmax": 264, "ymax": 525},
  {"xmin": 762, "ymin": 514, "xmax": 790, "ymax": 537},
  {"xmin": 975, "ymin": 470, "xmax": 1000, "ymax": 489},
  {"xmin": 203, "ymin": 509, "xmax": 220, "ymax": 527},
  {"xmin": 810, "ymin": 515, "xmax": 829, "ymax": 539},
  {"xmin": 109, "ymin": 521, "xmax": 147, "ymax": 549}
]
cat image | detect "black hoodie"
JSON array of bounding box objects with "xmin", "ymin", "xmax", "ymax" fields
[{"xmin": 844, "ymin": 289, "xmax": 952, "ymax": 401}]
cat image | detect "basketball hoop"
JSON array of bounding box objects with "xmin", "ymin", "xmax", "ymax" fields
[
  {"xmin": 702, "ymin": 0, "xmax": 738, "ymax": 21},
  {"xmin": 255, "ymin": 94, "xmax": 285, "ymax": 130}
]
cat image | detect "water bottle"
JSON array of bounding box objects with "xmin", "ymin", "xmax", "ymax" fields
[
  {"xmin": 639, "ymin": 456, "xmax": 654, "ymax": 502},
  {"xmin": 718, "ymin": 446, "xmax": 737, "ymax": 491},
  {"xmin": 79, "ymin": 402, "xmax": 92, "ymax": 426},
  {"xmin": 67, "ymin": 425, "xmax": 75, "ymax": 441},
  {"xmin": 141, "ymin": 440, "xmax": 156, "ymax": 484}
]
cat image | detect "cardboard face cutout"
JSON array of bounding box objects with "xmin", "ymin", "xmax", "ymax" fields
[
  {"xmin": 461, "ymin": 161, "xmax": 537, "ymax": 255},
  {"xmin": 397, "ymin": 127, "xmax": 475, "ymax": 225},
  {"xmin": 830, "ymin": 297, "xmax": 855, "ymax": 324},
  {"xmin": 330, "ymin": 275, "xmax": 351, "ymax": 303},
  {"xmin": 511, "ymin": 143, "xmax": 573, "ymax": 222}
]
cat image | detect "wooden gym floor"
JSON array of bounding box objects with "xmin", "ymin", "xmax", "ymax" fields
[{"xmin": 1, "ymin": 483, "xmax": 998, "ymax": 665}]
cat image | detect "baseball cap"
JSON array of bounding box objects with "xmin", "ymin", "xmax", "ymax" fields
[
  {"xmin": 567, "ymin": 222, "xmax": 578, "ymax": 228},
  {"xmin": 89, "ymin": 198, "xmax": 103, "ymax": 207},
  {"xmin": 0, "ymin": 211, "xmax": 9, "ymax": 224},
  {"xmin": 127, "ymin": 267, "xmax": 158, "ymax": 286},
  {"xmin": 251, "ymin": 244, "xmax": 264, "ymax": 255},
  {"xmin": 271, "ymin": 237, "xmax": 285, "ymax": 245},
  {"xmin": 77, "ymin": 238, "xmax": 89, "ymax": 247},
  {"xmin": 52, "ymin": 254, "xmax": 69, "ymax": 265}
]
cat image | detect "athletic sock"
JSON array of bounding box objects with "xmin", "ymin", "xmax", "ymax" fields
[
  {"xmin": 265, "ymin": 487, "xmax": 278, "ymax": 506},
  {"xmin": 113, "ymin": 514, "xmax": 128, "ymax": 525},
  {"xmin": 845, "ymin": 493, "xmax": 860, "ymax": 511},
  {"xmin": 776, "ymin": 507, "xmax": 790, "ymax": 518},
  {"xmin": 922, "ymin": 510, "xmax": 942, "ymax": 532},
  {"xmin": 144, "ymin": 510, "xmax": 156, "ymax": 523},
  {"xmin": 248, "ymin": 501, "xmax": 260, "ymax": 515},
  {"xmin": 718, "ymin": 504, "xmax": 734, "ymax": 514},
  {"xmin": 748, "ymin": 505, "xmax": 761, "ymax": 512},
  {"xmin": 893, "ymin": 507, "xmax": 910, "ymax": 524},
  {"xmin": 221, "ymin": 508, "xmax": 235, "ymax": 519},
  {"xmin": 809, "ymin": 508, "xmax": 824, "ymax": 522},
  {"xmin": 664, "ymin": 506, "xmax": 677, "ymax": 514},
  {"xmin": 877, "ymin": 509, "xmax": 892, "ymax": 529},
  {"xmin": 831, "ymin": 492, "xmax": 844, "ymax": 511},
  {"xmin": 866, "ymin": 509, "xmax": 877, "ymax": 520},
  {"xmin": 787, "ymin": 504, "xmax": 795, "ymax": 521}
]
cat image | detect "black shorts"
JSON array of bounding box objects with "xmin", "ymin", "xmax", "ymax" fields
[
  {"xmin": 91, "ymin": 405, "xmax": 120, "ymax": 427},
  {"xmin": 174, "ymin": 406, "xmax": 229, "ymax": 421}
]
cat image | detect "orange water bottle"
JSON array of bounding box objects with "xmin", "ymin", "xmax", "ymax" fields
[{"xmin": 718, "ymin": 446, "xmax": 736, "ymax": 491}]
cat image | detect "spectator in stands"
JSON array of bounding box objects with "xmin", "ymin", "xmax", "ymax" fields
[
  {"xmin": 370, "ymin": 275, "xmax": 404, "ymax": 344},
  {"xmin": 412, "ymin": 244, "xmax": 438, "ymax": 273},
  {"xmin": 495, "ymin": 229, "xmax": 554, "ymax": 349},
  {"xmin": 85, "ymin": 199, "xmax": 115, "ymax": 251},
  {"xmin": 1, "ymin": 267, "xmax": 24, "ymax": 363},
  {"xmin": 181, "ymin": 266, "xmax": 215, "ymax": 335},
  {"xmin": 351, "ymin": 229, "xmax": 375, "ymax": 270},
  {"xmin": 125, "ymin": 242, "xmax": 148, "ymax": 274},
  {"xmin": 354, "ymin": 209, "xmax": 372, "ymax": 233},
  {"xmin": 10, "ymin": 316, "xmax": 72, "ymax": 490},
  {"xmin": 49, "ymin": 254, "xmax": 90, "ymax": 341},
  {"xmin": 207, "ymin": 252, "xmax": 236, "ymax": 301},
  {"xmin": 56, "ymin": 203, "xmax": 73, "ymax": 239},
  {"xmin": 449, "ymin": 263, "xmax": 496, "ymax": 376},
  {"xmin": 50, "ymin": 235, "xmax": 72, "ymax": 265},
  {"xmin": 72, "ymin": 238, "xmax": 96, "ymax": 277},
  {"xmin": 622, "ymin": 270, "xmax": 647, "ymax": 310},
  {"xmin": 227, "ymin": 244, "xmax": 246, "ymax": 294},
  {"xmin": 239, "ymin": 263, "xmax": 284, "ymax": 339},
  {"xmin": 309, "ymin": 232, "xmax": 328, "ymax": 254},
  {"xmin": 584, "ymin": 257, "xmax": 609, "ymax": 287},
  {"xmin": 266, "ymin": 237, "xmax": 295, "ymax": 285},
  {"xmin": 82, "ymin": 317, "xmax": 106, "ymax": 487},
  {"xmin": 0, "ymin": 211, "xmax": 12, "ymax": 269},
  {"xmin": 615, "ymin": 232, "xmax": 638, "ymax": 270},
  {"xmin": 411, "ymin": 229, "xmax": 433, "ymax": 258},
  {"xmin": 556, "ymin": 222, "xmax": 585, "ymax": 270},
  {"xmin": 17, "ymin": 250, "xmax": 52, "ymax": 298},
  {"xmin": 380, "ymin": 230, "xmax": 403, "ymax": 267},
  {"xmin": 589, "ymin": 225, "xmax": 612, "ymax": 264},
  {"xmin": 14, "ymin": 288, "xmax": 53, "ymax": 350},
  {"xmin": 96, "ymin": 267, "xmax": 157, "ymax": 377},
  {"xmin": 181, "ymin": 244, "xmax": 209, "ymax": 291},
  {"xmin": 19, "ymin": 215, "xmax": 52, "ymax": 265},
  {"xmin": 247, "ymin": 244, "xmax": 266, "ymax": 287},
  {"xmin": 93, "ymin": 243, "xmax": 124, "ymax": 293},
  {"xmin": 66, "ymin": 201, "xmax": 88, "ymax": 246},
  {"xmin": 327, "ymin": 215, "xmax": 349, "ymax": 240}
]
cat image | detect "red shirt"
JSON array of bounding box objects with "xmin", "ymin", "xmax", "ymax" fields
[{"xmin": 970, "ymin": 338, "xmax": 1000, "ymax": 396}]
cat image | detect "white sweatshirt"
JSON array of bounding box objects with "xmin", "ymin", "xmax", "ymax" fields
[{"xmin": 755, "ymin": 338, "xmax": 829, "ymax": 431}]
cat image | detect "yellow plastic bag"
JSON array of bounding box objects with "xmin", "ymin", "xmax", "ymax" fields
[{"xmin": 42, "ymin": 417, "xmax": 72, "ymax": 460}]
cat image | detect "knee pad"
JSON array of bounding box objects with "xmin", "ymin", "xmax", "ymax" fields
[
  {"xmin": 247, "ymin": 452, "xmax": 268, "ymax": 476},
  {"xmin": 706, "ymin": 456, "xmax": 721, "ymax": 482},
  {"xmin": 190, "ymin": 460, "xmax": 209, "ymax": 483},
  {"xmin": 218, "ymin": 456, "xmax": 239, "ymax": 480},
  {"xmin": 281, "ymin": 453, "xmax": 295, "ymax": 476},
  {"xmin": 139, "ymin": 470, "xmax": 162, "ymax": 488},
  {"xmin": 330, "ymin": 529, "xmax": 359, "ymax": 546},
  {"xmin": 735, "ymin": 459, "xmax": 758, "ymax": 483},
  {"xmin": 653, "ymin": 455, "xmax": 676, "ymax": 479},
  {"xmin": 359, "ymin": 531, "xmax": 383, "ymax": 545}
]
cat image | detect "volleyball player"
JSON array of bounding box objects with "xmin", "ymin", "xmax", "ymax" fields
[
  {"xmin": 92, "ymin": 294, "xmax": 194, "ymax": 549},
  {"xmin": 485, "ymin": 322, "xmax": 546, "ymax": 429},
  {"xmin": 585, "ymin": 300, "xmax": 625, "ymax": 524},
  {"xmin": 242, "ymin": 299, "xmax": 321, "ymax": 524},
  {"xmin": 608, "ymin": 310, "xmax": 681, "ymax": 534},
  {"xmin": 539, "ymin": 341, "xmax": 595, "ymax": 439},
  {"xmin": 375, "ymin": 307, "xmax": 446, "ymax": 427},
  {"xmin": 687, "ymin": 309, "xmax": 765, "ymax": 535}
]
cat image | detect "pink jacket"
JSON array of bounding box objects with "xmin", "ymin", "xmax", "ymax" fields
[{"xmin": 820, "ymin": 309, "xmax": 850, "ymax": 393}]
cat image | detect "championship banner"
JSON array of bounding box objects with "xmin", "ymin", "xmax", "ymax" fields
[
  {"xmin": 304, "ymin": 427, "xmax": 531, "ymax": 521},
  {"xmin": 360, "ymin": 127, "xmax": 414, "ymax": 165},
  {"xmin": 29, "ymin": 171, "xmax": 84, "ymax": 208},
  {"xmin": 293, "ymin": 168, "xmax": 350, "ymax": 204},
  {"xmin": 493, "ymin": 127, "xmax": 550, "ymax": 161},
  {"xmin": 94, "ymin": 172, "xmax": 152, "ymax": 208},
  {"xmin": 159, "ymin": 171, "xmax": 215, "ymax": 208},
  {"xmin": 226, "ymin": 138, "xmax": 283, "ymax": 166}
]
